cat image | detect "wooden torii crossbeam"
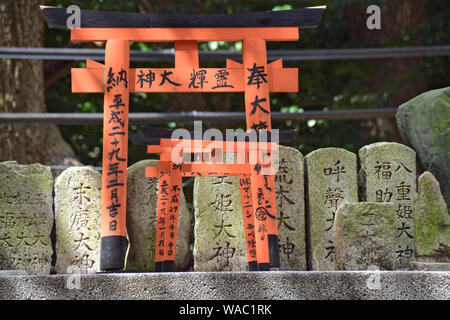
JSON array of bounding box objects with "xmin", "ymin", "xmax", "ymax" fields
[{"xmin": 41, "ymin": 6, "xmax": 325, "ymax": 272}]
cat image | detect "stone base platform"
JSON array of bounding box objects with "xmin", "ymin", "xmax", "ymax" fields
[{"xmin": 0, "ymin": 271, "xmax": 449, "ymax": 300}]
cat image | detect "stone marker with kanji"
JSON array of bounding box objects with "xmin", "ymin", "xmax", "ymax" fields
[
  {"xmin": 126, "ymin": 160, "xmax": 191, "ymax": 271},
  {"xmin": 335, "ymin": 203, "xmax": 397, "ymax": 270},
  {"xmin": 359, "ymin": 142, "xmax": 416, "ymax": 269},
  {"xmin": 55, "ymin": 167, "xmax": 101, "ymax": 274},
  {"xmin": 305, "ymin": 148, "xmax": 358, "ymax": 270},
  {"xmin": 0, "ymin": 161, "xmax": 53, "ymax": 275}
]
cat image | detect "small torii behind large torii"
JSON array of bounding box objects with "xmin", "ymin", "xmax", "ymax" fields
[{"xmin": 41, "ymin": 5, "xmax": 325, "ymax": 272}]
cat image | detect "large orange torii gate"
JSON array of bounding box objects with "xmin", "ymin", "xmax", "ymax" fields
[{"xmin": 41, "ymin": 6, "xmax": 325, "ymax": 272}]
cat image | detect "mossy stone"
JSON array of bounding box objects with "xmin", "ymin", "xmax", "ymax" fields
[
  {"xmin": 359, "ymin": 142, "xmax": 416, "ymax": 269},
  {"xmin": 54, "ymin": 166, "xmax": 101, "ymax": 273},
  {"xmin": 193, "ymin": 175, "xmax": 246, "ymax": 271},
  {"xmin": 305, "ymin": 148, "xmax": 358, "ymax": 270},
  {"xmin": 0, "ymin": 161, "xmax": 53, "ymax": 275},
  {"xmin": 126, "ymin": 160, "xmax": 191, "ymax": 271},
  {"xmin": 396, "ymin": 87, "xmax": 450, "ymax": 211},
  {"xmin": 335, "ymin": 202, "xmax": 397, "ymax": 270},
  {"xmin": 275, "ymin": 146, "xmax": 306, "ymax": 270},
  {"xmin": 413, "ymin": 172, "xmax": 450, "ymax": 262}
]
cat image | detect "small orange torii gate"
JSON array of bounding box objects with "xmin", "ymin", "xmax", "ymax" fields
[
  {"xmin": 41, "ymin": 6, "xmax": 325, "ymax": 272},
  {"xmin": 144, "ymin": 136, "xmax": 279, "ymax": 271}
]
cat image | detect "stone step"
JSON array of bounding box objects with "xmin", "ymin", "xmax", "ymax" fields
[{"xmin": 0, "ymin": 271, "xmax": 448, "ymax": 300}]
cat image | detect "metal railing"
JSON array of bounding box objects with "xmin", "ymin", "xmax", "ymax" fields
[
  {"xmin": 0, "ymin": 108, "xmax": 397, "ymax": 125},
  {"xmin": 1, "ymin": 45, "xmax": 449, "ymax": 61}
]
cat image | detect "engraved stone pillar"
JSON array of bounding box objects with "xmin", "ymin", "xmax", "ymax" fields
[
  {"xmin": 305, "ymin": 148, "xmax": 358, "ymax": 270},
  {"xmin": 275, "ymin": 146, "xmax": 306, "ymax": 270},
  {"xmin": 335, "ymin": 202, "xmax": 397, "ymax": 270},
  {"xmin": 126, "ymin": 160, "xmax": 191, "ymax": 271},
  {"xmin": 193, "ymin": 175, "xmax": 247, "ymax": 271},
  {"xmin": 0, "ymin": 161, "xmax": 53, "ymax": 275},
  {"xmin": 55, "ymin": 167, "xmax": 101, "ymax": 274},
  {"xmin": 359, "ymin": 142, "xmax": 416, "ymax": 269}
]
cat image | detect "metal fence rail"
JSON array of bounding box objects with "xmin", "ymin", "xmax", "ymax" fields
[
  {"xmin": 1, "ymin": 46, "xmax": 449, "ymax": 61},
  {"xmin": 0, "ymin": 108, "xmax": 397, "ymax": 125}
]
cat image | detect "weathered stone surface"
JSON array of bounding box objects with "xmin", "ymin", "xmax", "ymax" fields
[
  {"xmin": 359, "ymin": 142, "xmax": 416, "ymax": 269},
  {"xmin": 0, "ymin": 270, "xmax": 27, "ymax": 276},
  {"xmin": 413, "ymin": 171, "xmax": 450, "ymax": 262},
  {"xmin": 0, "ymin": 161, "xmax": 53, "ymax": 275},
  {"xmin": 396, "ymin": 87, "xmax": 450, "ymax": 210},
  {"xmin": 194, "ymin": 175, "xmax": 246, "ymax": 271},
  {"xmin": 126, "ymin": 160, "xmax": 191, "ymax": 272},
  {"xmin": 54, "ymin": 167, "xmax": 101, "ymax": 274},
  {"xmin": 193, "ymin": 146, "xmax": 306, "ymax": 271},
  {"xmin": 275, "ymin": 146, "xmax": 306, "ymax": 270},
  {"xmin": 410, "ymin": 261, "xmax": 450, "ymax": 271},
  {"xmin": 1, "ymin": 271, "xmax": 449, "ymax": 300},
  {"xmin": 335, "ymin": 203, "xmax": 397, "ymax": 270},
  {"xmin": 305, "ymin": 148, "xmax": 358, "ymax": 270}
]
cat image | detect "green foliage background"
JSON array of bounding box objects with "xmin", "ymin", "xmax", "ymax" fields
[{"xmin": 44, "ymin": 0, "xmax": 450, "ymax": 167}]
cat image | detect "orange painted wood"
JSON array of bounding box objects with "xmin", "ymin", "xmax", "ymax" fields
[
  {"xmin": 72, "ymin": 68, "xmax": 104, "ymax": 93},
  {"xmin": 145, "ymin": 162, "xmax": 253, "ymax": 175},
  {"xmin": 175, "ymin": 41, "xmax": 199, "ymax": 68},
  {"xmin": 71, "ymin": 27, "xmax": 299, "ymax": 42},
  {"xmin": 100, "ymin": 39, "xmax": 130, "ymax": 238},
  {"xmin": 242, "ymin": 38, "xmax": 280, "ymax": 267},
  {"xmin": 86, "ymin": 59, "xmax": 104, "ymax": 68},
  {"xmin": 72, "ymin": 67, "xmax": 297, "ymax": 93},
  {"xmin": 268, "ymin": 58, "xmax": 283, "ymax": 69},
  {"xmin": 226, "ymin": 59, "xmax": 243, "ymax": 69},
  {"xmin": 155, "ymin": 138, "xmax": 278, "ymax": 150},
  {"xmin": 163, "ymin": 170, "xmax": 182, "ymax": 266},
  {"xmin": 239, "ymin": 175, "xmax": 257, "ymax": 265},
  {"xmin": 146, "ymin": 166, "xmax": 252, "ymax": 178},
  {"xmin": 227, "ymin": 58, "xmax": 284, "ymax": 69},
  {"xmin": 147, "ymin": 145, "xmax": 278, "ymax": 156},
  {"xmin": 155, "ymin": 171, "xmax": 170, "ymax": 266},
  {"xmin": 183, "ymin": 163, "xmax": 253, "ymax": 174}
]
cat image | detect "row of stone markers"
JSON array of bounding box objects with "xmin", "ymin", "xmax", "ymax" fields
[
  {"xmin": 0, "ymin": 142, "xmax": 448, "ymax": 274},
  {"xmin": 0, "ymin": 160, "xmax": 191, "ymax": 275},
  {"xmin": 194, "ymin": 142, "xmax": 448, "ymax": 271}
]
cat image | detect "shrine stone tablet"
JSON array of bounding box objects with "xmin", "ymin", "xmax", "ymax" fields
[
  {"xmin": 54, "ymin": 167, "xmax": 101, "ymax": 274},
  {"xmin": 275, "ymin": 146, "xmax": 306, "ymax": 270},
  {"xmin": 413, "ymin": 172, "xmax": 450, "ymax": 263},
  {"xmin": 126, "ymin": 160, "xmax": 191, "ymax": 271},
  {"xmin": 305, "ymin": 148, "xmax": 358, "ymax": 270},
  {"xmin": 0, "ymin": 161, "xmax": 53, "ymax": 275},
  {"xmin": 359, "ymin": 142, "xmax": 416, "ymax": 269},
  {"xmin": 194, "ymin": 175, "xmax": 247, "ymax": 271},
  {"xmin": 335, "ymin": 202, "xmax": 397, "ymax": 270}
]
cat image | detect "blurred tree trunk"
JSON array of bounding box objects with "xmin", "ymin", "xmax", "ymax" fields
[
  {"xmin": 345, "ymin": 0, "xmax": 428, "ymax": 141},
  {"xmin": 0, "ymin": 0, "xmax": 79, "ymax": 165}
]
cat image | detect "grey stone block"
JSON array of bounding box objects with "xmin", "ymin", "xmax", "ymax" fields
[
  {"xmin": 0, "ymin": 271, "xmax": 448, "ymax": 300},
  {"xmin": 410, "ymin": 261, "xmax": 450, "ymax": 271}
]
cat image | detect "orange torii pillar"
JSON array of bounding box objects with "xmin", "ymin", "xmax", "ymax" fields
[
  {"xmin": 100, "ymin": 39, "xmax": 130, "ymax": 271},
  {"xmin": 243, "ymin": 39, "xmax": 279, "ymax": 270}
]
